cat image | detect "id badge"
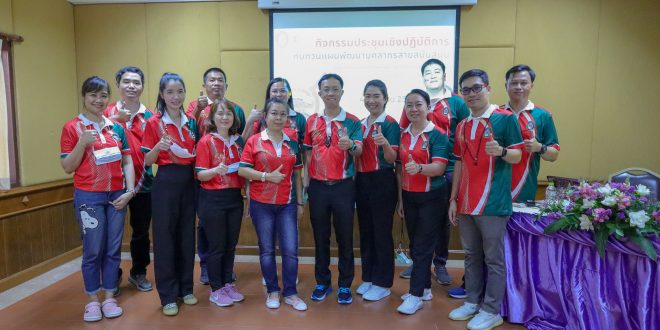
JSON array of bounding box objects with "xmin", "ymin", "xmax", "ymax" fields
[{"xmin": 93, "ymin": 146, "xmax": 122, "ymax": 165}]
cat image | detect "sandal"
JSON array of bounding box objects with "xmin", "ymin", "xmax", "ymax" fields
[
  {"xmin": 101, "ymin": 298, "xmax": 123, "ymax": 318},
  {"xmin": 83, "ymin": 301, "xmax": 102, "ymax": 322}
]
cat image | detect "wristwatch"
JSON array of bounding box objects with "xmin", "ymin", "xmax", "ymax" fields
[
  {"xmin": 500, "ymin": 147, "xmax": 508, "ymax": 157},
  {"xmin": 260, "ymin": 171, "xmax": 267, "ymax": 182},
  {"xmin": 539, "ymin": 145, "xmax": 548, "ymax": 155},
  {"xmin": 350, "ymin": 140, "xmax": 357, "ymax": 152}
]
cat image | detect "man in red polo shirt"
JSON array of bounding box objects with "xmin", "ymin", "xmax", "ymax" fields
[
  {"xmin": 303, "ymin": 73, "xmax": 363, "ymax": 305},
  {"xmin": 448, "ymin": 69, "xmax": 522, "ymax": 330},
  {"xmin": 186, "ymin": 67, "xmax": 246, "ymax": 285},
  {"xmin": 104, "ymin": 66, "xmax": 154, "ymax": 293},
  {"xmin": 502, "ymin": 65, "xmax": 560, "ymax": 202}
]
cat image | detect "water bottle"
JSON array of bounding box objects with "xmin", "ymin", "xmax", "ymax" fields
[{"xmin": 545, "ymin": 182, "xmax": 557, "ymax": 202}]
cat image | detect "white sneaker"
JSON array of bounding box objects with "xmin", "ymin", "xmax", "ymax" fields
[
  {"xmin": 396, "ymin": 295, "xmax": 423, "ymax": 315},
  {"xmin": 262, "ymin": 276, "xmax": 300, "ymax": 286},
  {"xmin": 356, "ymin": 282, "xmax": 372, "ymax": 295},
  {"xmin": 467, "ymin": 310, "xmax": 503, "ymax": 330},
  {"xmin": 284, "ymin": 295, "xmax": 308, "ymax": 311},
  {"xmin": 401, "ymin": 288, "xmax": 432, "ymax": 301},
  {"xmin": 363, "ymin": 285, "xmax": 391, "ymax": 301},
  {"xmin": 448, "ymin": 302, "xmax": 479, "ymax": 321},
  {"xmin": 265, "ymin": 292, "xmax": 280, "ymax": 309}
]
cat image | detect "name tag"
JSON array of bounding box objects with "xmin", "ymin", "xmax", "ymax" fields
[{"xmin": 93, "ymin": 146, "xmax": 122, "ymax": 165}]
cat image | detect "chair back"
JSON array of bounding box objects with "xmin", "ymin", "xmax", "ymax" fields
[
  {"xmin": 547, "ymin": 176, "xmax": 581, "ymax": 190},
  {"xmin": 609, "ymin": 168, "xmax": 660, "ymax": 202}
]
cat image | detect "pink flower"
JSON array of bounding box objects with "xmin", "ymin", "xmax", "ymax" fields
[
  {"xmin": 593, "ymin": 208, "xmax": 612, "ymax": 223},
  {"xmin": 616, "ymin": 195, "xmax": 631, "ymax": 210}
]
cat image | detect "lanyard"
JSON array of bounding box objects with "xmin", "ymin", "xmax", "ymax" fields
[{"xmin": 462, "ymin": 118, "xmax": 490, "ymax": 166}]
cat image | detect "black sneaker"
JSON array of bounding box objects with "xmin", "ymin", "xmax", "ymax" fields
[
  {"xmin": 128, "ymin": 273, "xmax": 153, "ymax": 292},
  {"xmin": 337, "ymin": 287, "xmax": 352, "ymax": 304},
  {"xmin": 310, "ymin": 284, "xmax": 332, "ymax": 301}
]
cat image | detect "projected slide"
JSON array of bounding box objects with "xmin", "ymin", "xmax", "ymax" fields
[{"xmin": 272, "ymin": 9, "xmax": 458, "ymax": 121}]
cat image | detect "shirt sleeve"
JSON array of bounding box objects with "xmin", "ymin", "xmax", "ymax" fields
[
  {"xmin": 113, "ymin": 125, "xmax": 131, "ymax": 154},
  {"xmin": 239, "ymin": 137, "xmax": 255, "ymax": 168},
  {"xmin": 296, "ymin": 113, "xmax": 306, "ymax": 145},
  {"xmin": 452, "ymin": 121, "xmax": 464, "ymax": 160},
  {"xmin": 430, "ymin": 131, "xmax": 449, "ymax": 163},
  {"xmin": 60, "ymin": 123, "xmax": 78, "ymax": 159},
  {"xmin": 349, "ymin": 118, "xmax": 362, "ymax": 144},
  {"xmin": 141, "ymin": 118, "xmax": 158, "ymax": 153},
  {"xmin": 385, "ymin": 119, "xmax": 401, "ymax": 151},
  {"xmin": 505, "ymin": 115, "xmax": 524, "ymax": 149},
  {"xmin": 185, "ymin": 101, "xmax": 196, "ymax": 117},
  {"xmin": 541, "ymin": 111, "xmax": 560, "ymax": 150},
  {"xmin": 195, "ymin": 137, "xmax": 211, "ymax": 172},
  {"xmin": 303, "ymin": 115, "xmax": 314, "ymax": 150},
  {"xmin": 292, "ymin": 141, "xmax": 303, "ymax": 169}
]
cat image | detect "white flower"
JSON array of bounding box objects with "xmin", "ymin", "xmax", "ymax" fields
[
  {"xmin": 636, "ymin": 184, "xmax": 651, "ymax": 196},
  {"xmin": 582, "ymin": 199, "xmax": 595, "ymax": 209},
  {"xmin": 597, "ymin": 184, "xmax": 614, "ymax": 196},
  {"xmin": 562, "ymin": 199, "xmax": 571, "ymax": 210},
  {"xmin": 602, "ymin": 196, "xmax": 617, "ymax": 207},
  {"xmin": 579, "ymin": 215, "xmax": 594, "ymax": 231},
  {"xmin": 628, "ymin": 210, "xmax": 650, "ymax": 229}
]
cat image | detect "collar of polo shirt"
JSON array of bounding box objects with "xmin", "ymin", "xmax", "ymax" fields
[
  {"xmin": 211, "ymin": 132, "xmax": 240, "ymax": 146},
  {"xmin": 288, "ymin": 107, "xmax": 297, "ymax": 117},
  {"xmin": 161, "ymin": 110, "xmax": 189, "ymax": 126},
  {"xmin": 117, "ymin": 99, "xmax": 148, "ymax": 116},
  {"xmin": 78, "ymin": 113, "xmax": 114, "ymax": 130},
  {"xmin": 403, "ymin": 121, "xmax": 435, "ymax": 135},
  {"xmin": 504, "ymin": 100, "xmax": 535, "ymax": 115},
  {"xmin": 468, "ymin": 104, "xmax": 498, "ymax": 121},
  {"xmin": 361, "ymin": 110, "xmax": 388, "ymax": 126},
  {"xmin": 323, "ymin": 108, "xmax": 347, "ymax": 122},
  {"xmin": 260, "ymin": 128, "xmax": 291, "ymax": 142}
]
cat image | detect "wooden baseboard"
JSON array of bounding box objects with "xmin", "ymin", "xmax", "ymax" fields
[{"xmin": 0, "ymin": 246, "xmax": 82, "ymax": 293}]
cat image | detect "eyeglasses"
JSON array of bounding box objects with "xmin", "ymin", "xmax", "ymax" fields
[{"xmin": 460, "ymin": 84, "xmax": 487, "ymax": 95}]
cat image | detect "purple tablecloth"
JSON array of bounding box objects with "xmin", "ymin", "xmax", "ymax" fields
[{"xmin": 502, "ymin": 212, "xmax": 659, "ymax": 330}]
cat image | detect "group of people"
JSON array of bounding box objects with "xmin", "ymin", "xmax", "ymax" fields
[{"xmin": 60, "ymin": 58, "xmax": 559, "ymax": 330}]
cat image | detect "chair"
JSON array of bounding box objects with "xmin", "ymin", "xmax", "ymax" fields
[{"xmin": 609, "ymin": 167, "xmax": 660, "ymax": 202}]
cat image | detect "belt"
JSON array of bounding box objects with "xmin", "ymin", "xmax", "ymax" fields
[{"xmin": 314, "ymin": 178, "xmax": 350, "ymax": 186}]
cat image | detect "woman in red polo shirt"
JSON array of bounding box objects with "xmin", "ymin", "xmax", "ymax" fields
[
  {"xmin": 239, "ymin": 99, "xmax": 306, "ymax": 311},
  {"xmin": 60, "ymin": 76, "xmax": 135, "ymax": 322},
  {"xmin": 195, "ymin": 99, "xmax": 246, "ymax": 308},
  {"xmin": 396, "ymin": 89, "xmax": 450, "ymax": 315},
  {"xmin": 354, "ymin": 80, "xmax": 400, "ymax": 301},
  {"xmin": 141, "ymin": 73, "xmax": 198, "ymax": 316}
]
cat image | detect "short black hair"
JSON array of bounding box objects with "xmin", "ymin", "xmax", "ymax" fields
[
  {"xmin": 459, "ymin": 69, "xmax": 489, "ymax": 87},
  {"xmin": 406, "ymin": 88, "xmax": 431, "ymax": 106},
  {"xmin": 317, "ymin": 73, "xmax": 344, "ymax": 89},
  {"xmin": 363, "ymin": 79, "xmax": 389, "ymax": 101},
  {"xmin": 81, "ymin": 76, "xmax": 110, "ymax": 97},
  {"xmin": 420, "ymin": 59, "xmax": 446, "ymax": 75},
  {"xmin": 115, "ymin": 66, "xmax": 144, "ymax": 85},
  {"xmin": 203, "ymin": 67, "xmax": 227, "ymax": 83},
  {"xmin": 505, "ymin": 64, "xmax": 536, "ymax": 82}
]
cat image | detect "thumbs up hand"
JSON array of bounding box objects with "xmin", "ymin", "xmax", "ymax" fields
[
  {"xmin": 265, "ymin": 164, "xmax": 285, "ymax": 184},
  {"xmin": 404, "ymin": 154, "xmax": 422, "ymax": 175},
  {"xmin": 115, "ymin": 102, "xmax": 131, "ymax": 123},
  {"xmin": 214, "ymin": 161, "xmax": 229, "ymax": 176},
  {"xmin": 247, "ymin": 104, "xmax": 263, "ymax": 122},
  {"xmin": 372, "ymin": 124, "xmax": 388, "ymax": 147},
  {"xmin": 338, "ymin": 127, "xmax": 353, "ymax": 150},
  {"xmin": 197, "ymin": 90, "xmax": 208, "ymax": 110}
]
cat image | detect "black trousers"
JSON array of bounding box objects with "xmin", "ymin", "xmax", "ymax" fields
[
  {"xmin": 356, "ymin": 169, "xmax": 396, "ymax": 288},
  {"xmin": 151, "ymin": 164, "xmax": 196, "ymax": 306},
  {"xmin": 197, "ymin": 188, "xmax": 243, "ymax": 291},
  {"xmin": 308, "ymin": 178, "xmax": 355, "ymax": 288},
  {"xmin": 127, "ymin": 192, "xmax": 152, "ymax": 276},
  {"xmin": 433, "ymin": 176, "xmax": 452, "ymax": 267},
  {"xmin": 402, "ymin": 186, "xmax": 448, "ymax": 297}
]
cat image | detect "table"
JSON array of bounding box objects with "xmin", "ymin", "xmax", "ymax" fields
[{"xmin": 502, "ymin": 212, "xmax": 660, "ymax": 330}]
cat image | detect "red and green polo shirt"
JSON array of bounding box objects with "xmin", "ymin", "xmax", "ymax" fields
[
  {"xmin": 104, "ymin": 101, "xmax": 154, "ymax": 192},
  {"xmin": 397, "ymin": 121, "xmax": 450, "ymax": 192},
  {"xmin": 356, "ymin": 112, "xmax": 400, "ymax": 173},
  {"xmin": 185, "ymin": 98, "xmax": 246, "ymax": 136},
  {"xmin": 240, "ymin": 130, "xmax": 303, "ymax": 205},
  {"xmin": 503, "ymin": 101, "xmax": 561, "ymax": 202},
  {"xmin": 60, "ymin": 114, "xmax": 131, "ymax": 191},
  {"xmin": 303, "ymin": 109, "xmax": 363, "ymax": 180},
  {"xmin": 141, "ymin": 111, "xmax": 198, "ymax": 166},
  {"xmin": 399, "ymin": 88, "xmax": 470, "ymax": 172},
  {"xmin": 250, "ymin": 107, "xmax": 307, "ymax": 146},
  {"xmin": 453, "ymin": 105, "xmax": 524, "ymax": 216},
  {"xmin": 195, "ymin": 133, "xmax": 245, "ymax": 190}
]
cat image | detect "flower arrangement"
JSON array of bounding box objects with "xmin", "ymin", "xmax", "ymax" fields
[{"xmin": 540, "ymin": 180, "xmax": 660, "ymax": 260}]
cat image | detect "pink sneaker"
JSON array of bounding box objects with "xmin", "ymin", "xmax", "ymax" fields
[
  {"xmin": 223, "ymin": 283, "xmax": 245, "ymax": 302},
  {"xmin": 83, "ymin": 301, "xmax": 102, "ymax": 322},
  {"xmin": 101, "ymin": 298, "xmax": 123, "ymax": 318},
  {"xmin": 210, "ymin": 288, "xmax": 233, "ymax": 307}
]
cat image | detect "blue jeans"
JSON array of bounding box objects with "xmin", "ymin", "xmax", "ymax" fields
[
  {"xmin": 249, "ymin": 200, "xmax": 299, "ymax": 297},
  {"xmin": 74, "ymin": 189, "xmax": 126, "ymax": 294}
]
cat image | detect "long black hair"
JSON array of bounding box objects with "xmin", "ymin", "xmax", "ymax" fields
[{"xmin": 155, "ymin": 72, "xmax": 186, "ymax": 114}]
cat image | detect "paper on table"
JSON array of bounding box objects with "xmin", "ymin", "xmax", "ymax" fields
[{"xmin": 512, "ymin": 203, "xmax": 541, "ymax": 215}]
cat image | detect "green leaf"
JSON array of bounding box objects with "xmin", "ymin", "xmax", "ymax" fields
[
  {"xmin": 614, "ymin": 227, "xmax": 624, "ymax": 238},
  {"xmin": 629, "ymin": 234, "xmax": 658, "ymax": 261},
  {"xmin": 594, "ymin": 228, "xmax": 609, "ymax": 257},
  {"xmin": 544, "ymin": 218, "xmax": 569, "ymax": 234}
]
